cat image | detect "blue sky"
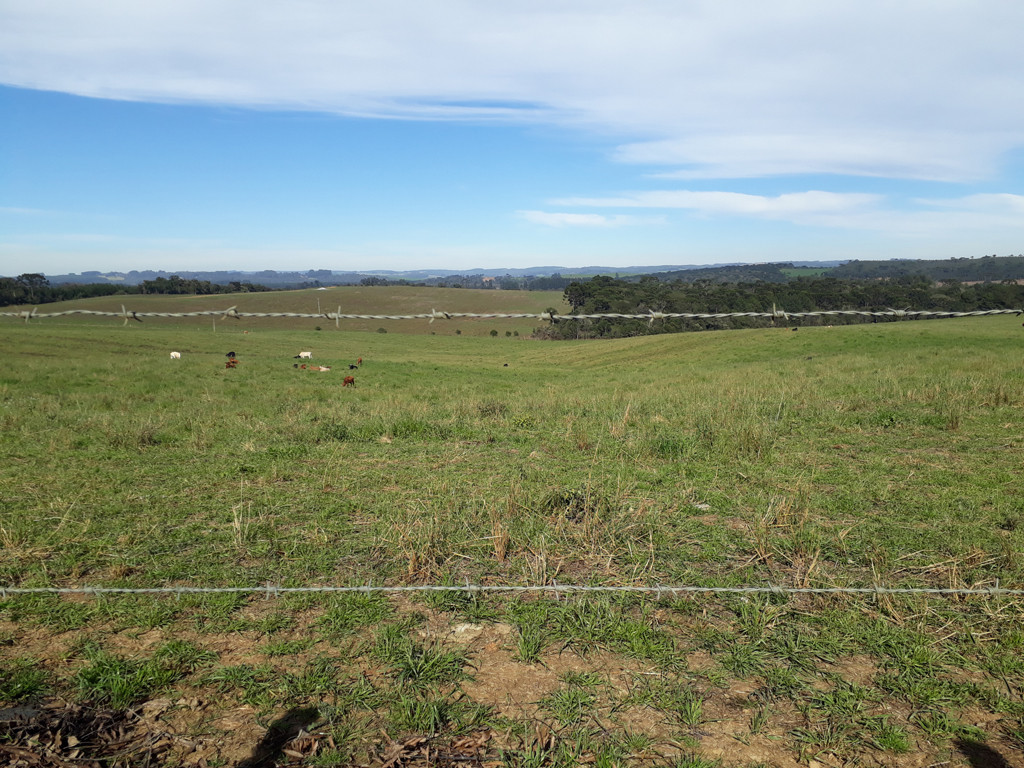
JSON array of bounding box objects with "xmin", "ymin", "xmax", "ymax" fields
[{"xmin": 2, "ymin": 1, "xmax": 1023, "ymax": 276}]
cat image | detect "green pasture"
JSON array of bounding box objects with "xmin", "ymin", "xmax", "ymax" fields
[
  {"xmin": 778, "ymin": 267, "xmax": 833, "ymax": 277},
  {"xmin": 1, "ymin": 314, "xmax": 1023, "ymax": 766}
]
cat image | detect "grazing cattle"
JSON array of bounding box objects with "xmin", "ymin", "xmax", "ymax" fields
[
  {"xmin": 343, "ymin": 376, "xmax": 355, "ymax": 387},
  {"xmin": 503, "ymin": 363, "xmax": 508, "ymax": 367},
  {"xmin": 791, "ymin": 327, "xmax": 798, "ymax": 332},
  {"xmin": 226, "ymin": 351, "xmax": 236, "ymax": 358},
  {"xmin": 170, "ymin": 351, "xmax": 181, "ymax": 359},
  {"xmin": 225, "ymin": 359, "xmax": 239, "ymax": 369},
  {"xmin": 357, "ymin": 357, "xmax": 362, "ymax": 365},
  {"xmin": 295, "ymin": 351, "xmax": 313, "ymax": 359},
  {"xmin": 349, "ymin": 364, "xmax": 359, "ymax": 370}
]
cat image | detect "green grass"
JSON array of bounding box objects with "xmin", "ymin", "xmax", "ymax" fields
[
  {"xmin": 0, "ymin": 658, "xmax": 50, "ymax": 702},
  {"xmin": 1, "ymin": 308, "xmax": 1024, "ymax": 764},
  {"xmin": 72, "ymin": 641, "xmax": 212, "ymax": 708},
  {"xmin": 541, "ymin": 685, "xmax": 598, "ymax": 727},
  {"xmin": 318, "ymin": 592, "xmax": 393, "ymax": 638},
  {"xmin": 391, "ymin": 641, "xmax": 468, "ymax": 688}
]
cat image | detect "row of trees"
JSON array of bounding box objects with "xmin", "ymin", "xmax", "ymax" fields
[
  {"xmin": 538, "ymin": 275, "xmax": 1024, "ymax": 339},
  {"xmin": 137, "ymin": 276, "xmax": 270, "ymax": 295},
  {"xmin": 0, "ymin": 274, "xmax": 269, "ymax": 307},
  {"xmin": 833, "ymin": 255, "xmax": 1024, "ymax": 281}
]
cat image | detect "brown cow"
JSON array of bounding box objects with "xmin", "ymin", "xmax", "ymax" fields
[{"xmin": 343, "ymin": 376, "xmax": 355, "ymax": 387}]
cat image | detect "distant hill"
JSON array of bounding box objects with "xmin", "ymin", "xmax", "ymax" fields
[
  {"xmin": 28, "ymin": 255, "xmax": 1024, "ymax": 288},
  {"xmin": 38, "ymin": 261, "xmax": 849, "ymax": 287}
]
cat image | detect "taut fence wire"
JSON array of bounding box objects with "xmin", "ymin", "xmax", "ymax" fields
[
  {"xmin": 2, "ymin": 583, "xmax": 1022, "ymax": 600},
  {"xmin": 1, "ymin": 305, "xmax": 1022, "ymax": 327}
]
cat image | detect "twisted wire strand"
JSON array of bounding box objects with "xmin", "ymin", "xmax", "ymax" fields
[{"xmin": 3, "ymin": 307, "xmax": 1022, "ymax": 323}]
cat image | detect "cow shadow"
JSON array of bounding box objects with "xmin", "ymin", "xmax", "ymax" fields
[
  {"xmin": 235, "ymin": 706, "xmax": 319, "ymax": 768},
  {"xmin": 955, "ymin": 738, "xmax": 1013, "ymax": 768}
]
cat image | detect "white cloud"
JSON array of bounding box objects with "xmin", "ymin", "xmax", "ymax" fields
[
  {"xmin": 551, "ymin": 189, "xmax": 1024, "ymax": 236},
  {"xmin": 517, "ymin": 210, "xmax": 654, "ymax": 228},
  {"xmin": 0, "ymin": 206, "xmax": 56, "ymax": 216},
  {"xmin": 914, "ymin": 193, "xmax": 1024, "ymax": 214},
  {"xmin": 552, "ymin": 190, "xmax": 880, "ymax": 217},
  {"xmin": 2, "ymin": 1, "xmax": 1023, "ymax": 181},
  {"xmin": 618, "ymin": 134, "xmax": 999, "ymax": 182},
  {"xmin": 861, "ymin": 194, "xmax": 1024, "ymax": 236}
]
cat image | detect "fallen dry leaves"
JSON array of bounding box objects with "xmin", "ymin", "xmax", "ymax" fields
[{"xmin": 376, "ymin": 729, "xmax": 498, "ymax": 768}]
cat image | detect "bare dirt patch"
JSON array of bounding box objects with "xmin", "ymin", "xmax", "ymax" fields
[{"xmin": 826, "ymin": 654, "xmax": 878, "ymax": 687}]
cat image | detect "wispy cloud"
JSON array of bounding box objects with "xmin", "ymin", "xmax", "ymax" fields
[
  {"xmin": 0, "ymin": 206, "xmax": 57, "ymax": 216},
  {"xmin": 2, "ymin": 2, "xmax": 1022, "ymax": 181},
  {"xmin": 617, "ymin": 135, "xmax": 998, "ymax": 183},
  {"xmin": 550, "ymin": 190, "xmax": 1024, "ymax": 237},
  {"xmin": 517, "ymin": 210, "xmax": 655, "ymax": 228},
  {"xmin": 552, "ymin": 191, "xmax": 880, "ymax": 218},
  {"xmin": 914, "ymin": 193, "xmax": 1024, "ymax": 214},
  {"xmin": 865, "ymin": 194, "xmax": 1024, "ymax": 237}
]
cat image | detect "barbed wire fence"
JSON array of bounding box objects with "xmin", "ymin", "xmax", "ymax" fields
[{"xmin": 1, "ymin": 305, "xmax": 1021, "ymax": 327}]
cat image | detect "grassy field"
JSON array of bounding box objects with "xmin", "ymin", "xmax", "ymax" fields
[
  {"xmin": 1, "ymin": 303, "xmax": 1023, "ymax": 767},
  {"xmin": 778, "ymin": 268, "xmax": 833, "ymax": 278}
]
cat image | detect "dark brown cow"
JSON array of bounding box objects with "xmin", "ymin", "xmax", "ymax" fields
[{"xmin": 343, "ymin": 376, "xmax": 355, "ymax": 387}]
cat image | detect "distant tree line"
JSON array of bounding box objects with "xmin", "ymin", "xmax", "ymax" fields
[
  {"xmin": 646, "ymin": 263, "xmax": 793, "ymax": 283},
  {"xmin": 537, "ymin": 274, "xmax": 1024, "ymax": 339},
  {"xmin": 832, "ymin": 254, "xmax": 1024, "ymax": 281},
  {"xmin": 137, "ymin": 275, "xmax": 270, "ymax": 295},
  {"xmin": 0, "ymin": 273, "xmax": 269, "ymax": 307}
]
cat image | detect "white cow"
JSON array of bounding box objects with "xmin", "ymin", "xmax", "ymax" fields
[
  {"xmin": 170, "ymin": 351, "xmax": 181, "ymax": 359},
  {"xmin": 295, "ymin": 351, "xmax": 313, "ymax": 359}
]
